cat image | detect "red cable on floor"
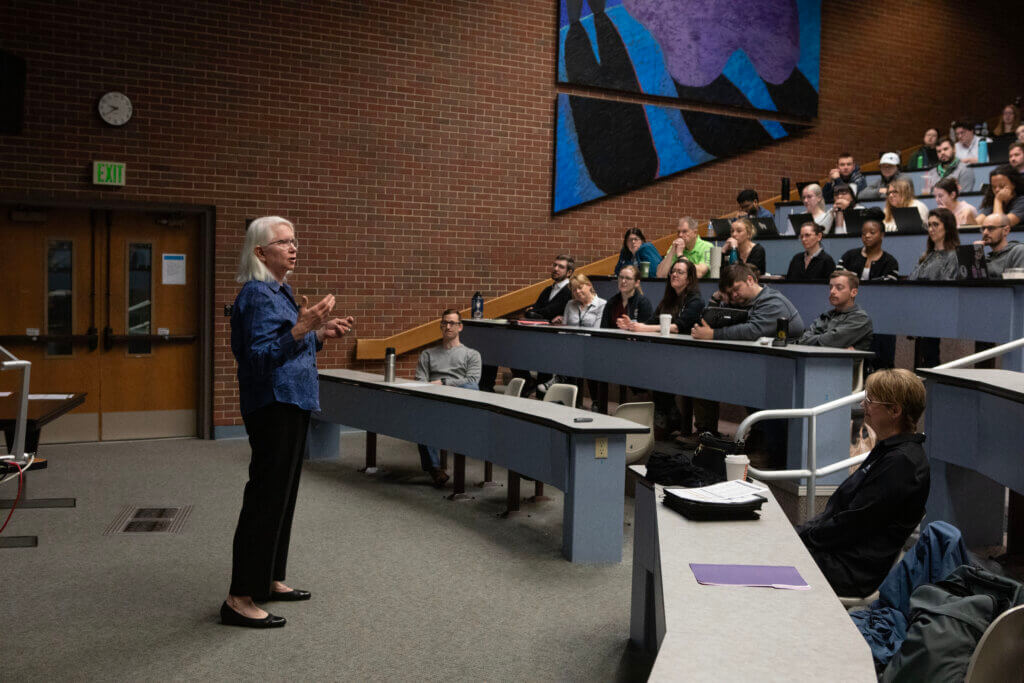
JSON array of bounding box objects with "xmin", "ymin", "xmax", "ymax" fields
[{"xmin": 0, "ymin": 460, "xmax": 24, "ymax": 535}]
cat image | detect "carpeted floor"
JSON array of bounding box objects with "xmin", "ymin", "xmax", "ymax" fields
[{"xmin": 2, "ymin": 434, "xmax": 653, "ymax": 682}]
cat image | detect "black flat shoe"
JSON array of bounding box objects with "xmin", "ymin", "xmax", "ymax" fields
[
  {"xmin": 268, "ymin": 588, "xmax": 311, "ymax": 601},
  {"xmin": 220, "ymin": 601, "xmax": 286, "ymax": 628}
]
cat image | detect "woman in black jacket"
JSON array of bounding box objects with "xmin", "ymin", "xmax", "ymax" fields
[
  {"xmin": 599, "ymin": 264, "xmax": 654, "ymax": 328},
  {"xmin": 618, "ymin": 259, "xmax": 706, "ymax": 438},
  {"xmin": 590, "ymin": 265, "xmax": 653, "ymax": 412},
  {"xmin": 837, "ymin": 209, "xmax": 900, "ymax": 280}
]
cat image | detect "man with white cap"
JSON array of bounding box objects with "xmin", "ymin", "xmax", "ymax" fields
[
  {"xmin": 923, "ymin": 136, "xmax": 976, "ymax": 193},
  {"xmin": 859, "ymin": 152, "xmax": 904, "ymax": 200}
]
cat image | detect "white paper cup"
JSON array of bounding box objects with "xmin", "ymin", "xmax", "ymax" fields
[
  {"xmin": 725, "ymin": 454, "xmax": 750, "ymax": 481},
  {"xmin": 659, "ymin": 314, "xmax": 672, "ymax": 336}
]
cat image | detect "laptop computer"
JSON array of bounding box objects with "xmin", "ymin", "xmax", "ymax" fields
[
  {"xmin": 795, "ymin": 181, "xmax": 816, "ymax": 198},
  {"xmin": 842, "ymin": 208, "xmax": 871, "ymax": 233},
  {"xmin": 709, "ymin": 218, "xmax": 734, "ymax": 240},
  {"xmin": 985, "ymin": 137, "xmax": 1011, "ymax": 164},
  {"xmin": 787, "ymin": 212, "xmax": 814, "ymax": 234},
  {"xmin": 891, "ymin": 206, "xmax": 926, "ymax": 234},
  {"xmin": 701, "ymin": 306, "xmax": 749, "ymax": 329},
  {"xmin": 751, "ymin": 216, "xmax": 779, "ymax": 237}
]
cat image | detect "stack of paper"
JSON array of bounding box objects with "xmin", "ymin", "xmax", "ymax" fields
[{"xmin": 664, "ymin": 479, "xmax": 768, "ymax": 505}]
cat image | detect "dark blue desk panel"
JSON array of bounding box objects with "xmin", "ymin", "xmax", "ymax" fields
[
  {"xmin": 920, "ymin": 368, "xmax": 1024, "ymax": 547},
  {"xmin": 461, "ymin": 320, "xmax": 868, "ymax": 484},
  {"xmin": 314, "ymin": 369, "xmax": 648, "ymax": 563}
]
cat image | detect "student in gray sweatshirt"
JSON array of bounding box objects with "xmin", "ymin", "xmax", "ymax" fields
[
  {"xmin": 980, "ymin": 212, "xmax": 1024, "ymax": 278},
  {"xmin": 797, "ymin": 270, "xmax": 873, "ymax": 351},
  {"xmin": 691, "ymin": 263, "xmax": 806, "ymax": 341},
  {"xmin": 415, "ymin": 309, "xmax": 482, "ymax": 486}
]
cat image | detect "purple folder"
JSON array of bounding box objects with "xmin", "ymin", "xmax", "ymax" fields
[{"xmin": 690, "ymin": 563, "xmax": 810, "ymax": 590}]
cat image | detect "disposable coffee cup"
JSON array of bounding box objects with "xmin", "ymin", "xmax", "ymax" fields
[
  {"xmin": 725, "ymin": 454, "xmax": 750, "ymax": 481},
  {"xmin": 659, "ymin": 314, "xmax": 672, "ymax": 336},
  {"xmin": 640, "ymin": 261, "xmax": 650, "ymax": 278}
]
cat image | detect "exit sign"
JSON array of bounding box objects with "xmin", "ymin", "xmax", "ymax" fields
[{"xmin": 93, "ymin": 161, "xmax": 126, "ymax": 186}]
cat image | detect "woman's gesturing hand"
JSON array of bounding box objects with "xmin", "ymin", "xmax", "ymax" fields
[{"xmin": 292, "ymin": 294, "xmax": 335, "ymax": 340}]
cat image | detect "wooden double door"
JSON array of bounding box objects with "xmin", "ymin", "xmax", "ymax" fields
[{"xmin": 0, "ymin": 208, "xmax": 202, "ymax": 442}]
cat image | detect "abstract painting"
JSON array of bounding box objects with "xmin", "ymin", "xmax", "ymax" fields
[
  {"xmin": 554, "ymin": 94, "xmax": 807, "ymax": 212},
  {"xmin": 558, "ymin": 0, "xmax": 821, "ymax": 118}
]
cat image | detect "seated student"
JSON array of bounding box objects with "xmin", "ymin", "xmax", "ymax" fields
[
  {"xmin": 619, "ymin": 259, "xmax": 705, "ymax": 436},
  {"xmin": 907, "ymin": 127, "xmax": 939, "ymax": 170},
  {"xmin": 1017, "ymin": 123, "xmax": 1024, "ymax": 144},
  {"xmin": 923, "ymin": 136, "xmax": 976, "ymax": 194},
  {"xmin": 953, "ymin": 120, "xmax": 982, "ymax": 164},
  {"xmin": 1010, "ymin": 142, "xmax": 1024, "ymax": 176},
  {"xmin": 655, "ymin": 216, "xmax": 711, "ymax": 279},
  {"xmin": 800, "ymin": 183, "xmax": 835, "ymax": 233},
  {"xmin": 614, "ymin": 227, "xmax": 662, "ymax": 276},
  {"xmin": 786, "ymin": 221, "xmax": 836, "ymax": 280},
  {"xmin": 993, "ymin": 103, "xmax": 1021, "ymax": 138},
  {"xmin": 827, "ymin": 182, "xmax": 864, "ymax": 235},
  {"xmin": 728, "ymin": 188, "xmax": 773, "ymax": 219},
  {"xmin": 838, "ymin": 209, "xmax": 898, "ymax": 370},
  {"xmin": 977, "ymin": 164, "xmax": 1024, "ymax": 228},
  {"xmin": 838, "ymin": 208, "xmax": 900, "ymax": 280},
  {"xmin": 721, "ymin": 216, "xmax": 767, "ymax": 275},
  {"xmin": 482, "ymin": 254, "xmax": 575, "ymax": 394},
  {"xmin": 979, "ymin": 212, "xmax": 1024, "ymax": 277},
  {"xmin": 691, "ymin": 263, "xmax": 805, "ymax": 341},
  {"xmin": 592, "ymin": 265, "xmax": 652, "ymax": 411},
  {"xmin": 415, "ymin": 310, "xmax": 482, "ymax": 486},
  {"xmin": 602, "ymin": 265, "xmax": 653, "ymax": 329},
  {"xmin": 546, "ymin": 273, "xmax": 606, "ymax": 401},
  {"xmin": 910, "ymin": 208, "xmax": 960, "ymax": 368},
  {"xmin": 932, "ymin": 176, "xmax": 978, "ymax": 227},
  {"xmin": 859, "ymin": 152, "xmax": 903, "ymax": 200},
  {"xmin": 823, "ymin": 152, "xmax": 866, "ymax": 202},
  {"xmin": 797, "ymin": 270, "xmax": 873, "ymax": 351},
  {"xmin": 883, "ymin": 177, "xmax": 928, "ymax": 232},
  {"xmin": 797, "ymin": 369, "xmax": 929, "ymax": 598}
]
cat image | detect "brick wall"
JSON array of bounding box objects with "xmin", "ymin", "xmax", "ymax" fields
[{"xmin": 2, "ymin": 0, "xmax": 1022, "ymax": 427}]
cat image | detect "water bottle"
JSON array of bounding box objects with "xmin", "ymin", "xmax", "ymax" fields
[
  {"xmin": 978, "ymin": 138, "xmax": 989, "ymax": 164},
  {"xmin": 471, "ymin": 292, "xmax": 484, "ymax": 319},
  {"xmin": 772, "ymin": 317, "xmax": 789, "ymax": 347},
  {"xmin": 728, "ymin": 249, "xmax": 738, "ymax": 265},
  {"xmin": 384, "ymin": 347, "xmax": 396, "ymax": 382}
]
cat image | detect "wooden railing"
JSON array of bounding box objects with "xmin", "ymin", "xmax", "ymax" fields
[{"xmin": 355, "ymin": 137, "xmax": 961, "ymax": 360}]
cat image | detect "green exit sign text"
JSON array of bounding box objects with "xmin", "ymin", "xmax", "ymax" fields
[{"xmin": 93, "ymin": 161, "xmax": 126, "ymax": 186}]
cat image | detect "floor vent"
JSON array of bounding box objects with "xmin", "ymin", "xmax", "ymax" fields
[{"xmin": 104, "ymin": 505, "xmax": 192, "ymax": 535}]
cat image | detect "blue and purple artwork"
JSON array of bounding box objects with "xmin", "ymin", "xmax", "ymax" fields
[
  {"xmin": 554, "ymin": 93, "xmax": 805, "ymax": 212},
  {"xmin": 553, "ymin": 0, "xmax": 818, "ymax": 213},
  {"xmin": 558, "ymin": 0, "xmax": 820, "ymax": 117}
]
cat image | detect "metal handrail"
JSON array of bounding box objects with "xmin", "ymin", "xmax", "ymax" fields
[
  {"xmin": 739, "ymin": 336, "xmax": 1024, "ymax": 518},
  {"xmin": 0, "ymin": 345, "xmax": 31, "ymax": 460}
]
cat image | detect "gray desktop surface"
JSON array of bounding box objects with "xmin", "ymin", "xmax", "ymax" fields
[{"xmin": 630, "ymin": 470, "xmax": 876, "ymax": 681}]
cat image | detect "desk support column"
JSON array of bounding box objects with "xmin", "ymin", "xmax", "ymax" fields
[
  {"xmin": 562, "ymin": 434, "xmax": 625, "ymax": 563},
  {"xmin": 359, "ymin": 432, "xmax": 377, "ymax": 473},
  {"xmin": 630, "ymin": 478, "xmax": 665, "ymax": 652},
  {"xmin": 448, "ymin": 453, "xmax": 470, "ymax": 501}
]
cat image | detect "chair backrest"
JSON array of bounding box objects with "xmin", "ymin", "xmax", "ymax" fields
[
  {"xmin": 542, "ymin": 383, "xmax": 578, "ymax": 408},
  {"xmin": 505, "ymin": 377, "xmax": 525, "ymax": 398},
  {"xmin": 613, "ymin": 401, "xmax": 655, "ymax": 465},
  {"xmin": 965, "ymin": 603, "xmax": 1024, "ymax": 683}
]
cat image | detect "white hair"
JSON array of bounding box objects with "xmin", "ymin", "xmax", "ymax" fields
[{"xmin": 235, "ymin": 216, "xmax": 295, "ymax": 283}]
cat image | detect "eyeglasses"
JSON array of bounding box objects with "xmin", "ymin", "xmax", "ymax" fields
[
  {"xmin": 926, "ymin": 221, "xmax": 942, "ymax": 228},
  {"xmin": 861, "ymin": 396, "xmax": 896, "ymax": 407},
  {"xmin": 440, "ymin": 320, "xmax": 461, "ymax": 328},
  {"xmin": 617, "ymin": 275, "xmax": 635, "ymax": 281},
  {"xmin": 981, "ymin": 225, "xmax": 1007, "ymax": 232},
  {"xmin": 264, "ymin": 238, "xmax": 298, "ymax": 249}
]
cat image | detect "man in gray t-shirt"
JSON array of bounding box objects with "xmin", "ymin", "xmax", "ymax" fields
[{"xmin": 415, "ymin": 309, "xmax": 482, "ymax": 486}]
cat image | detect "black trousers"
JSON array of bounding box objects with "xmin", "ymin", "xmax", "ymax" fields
[{"xmin": 230, "ymin": 402, "xmax": 309, "ymax": 599}]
